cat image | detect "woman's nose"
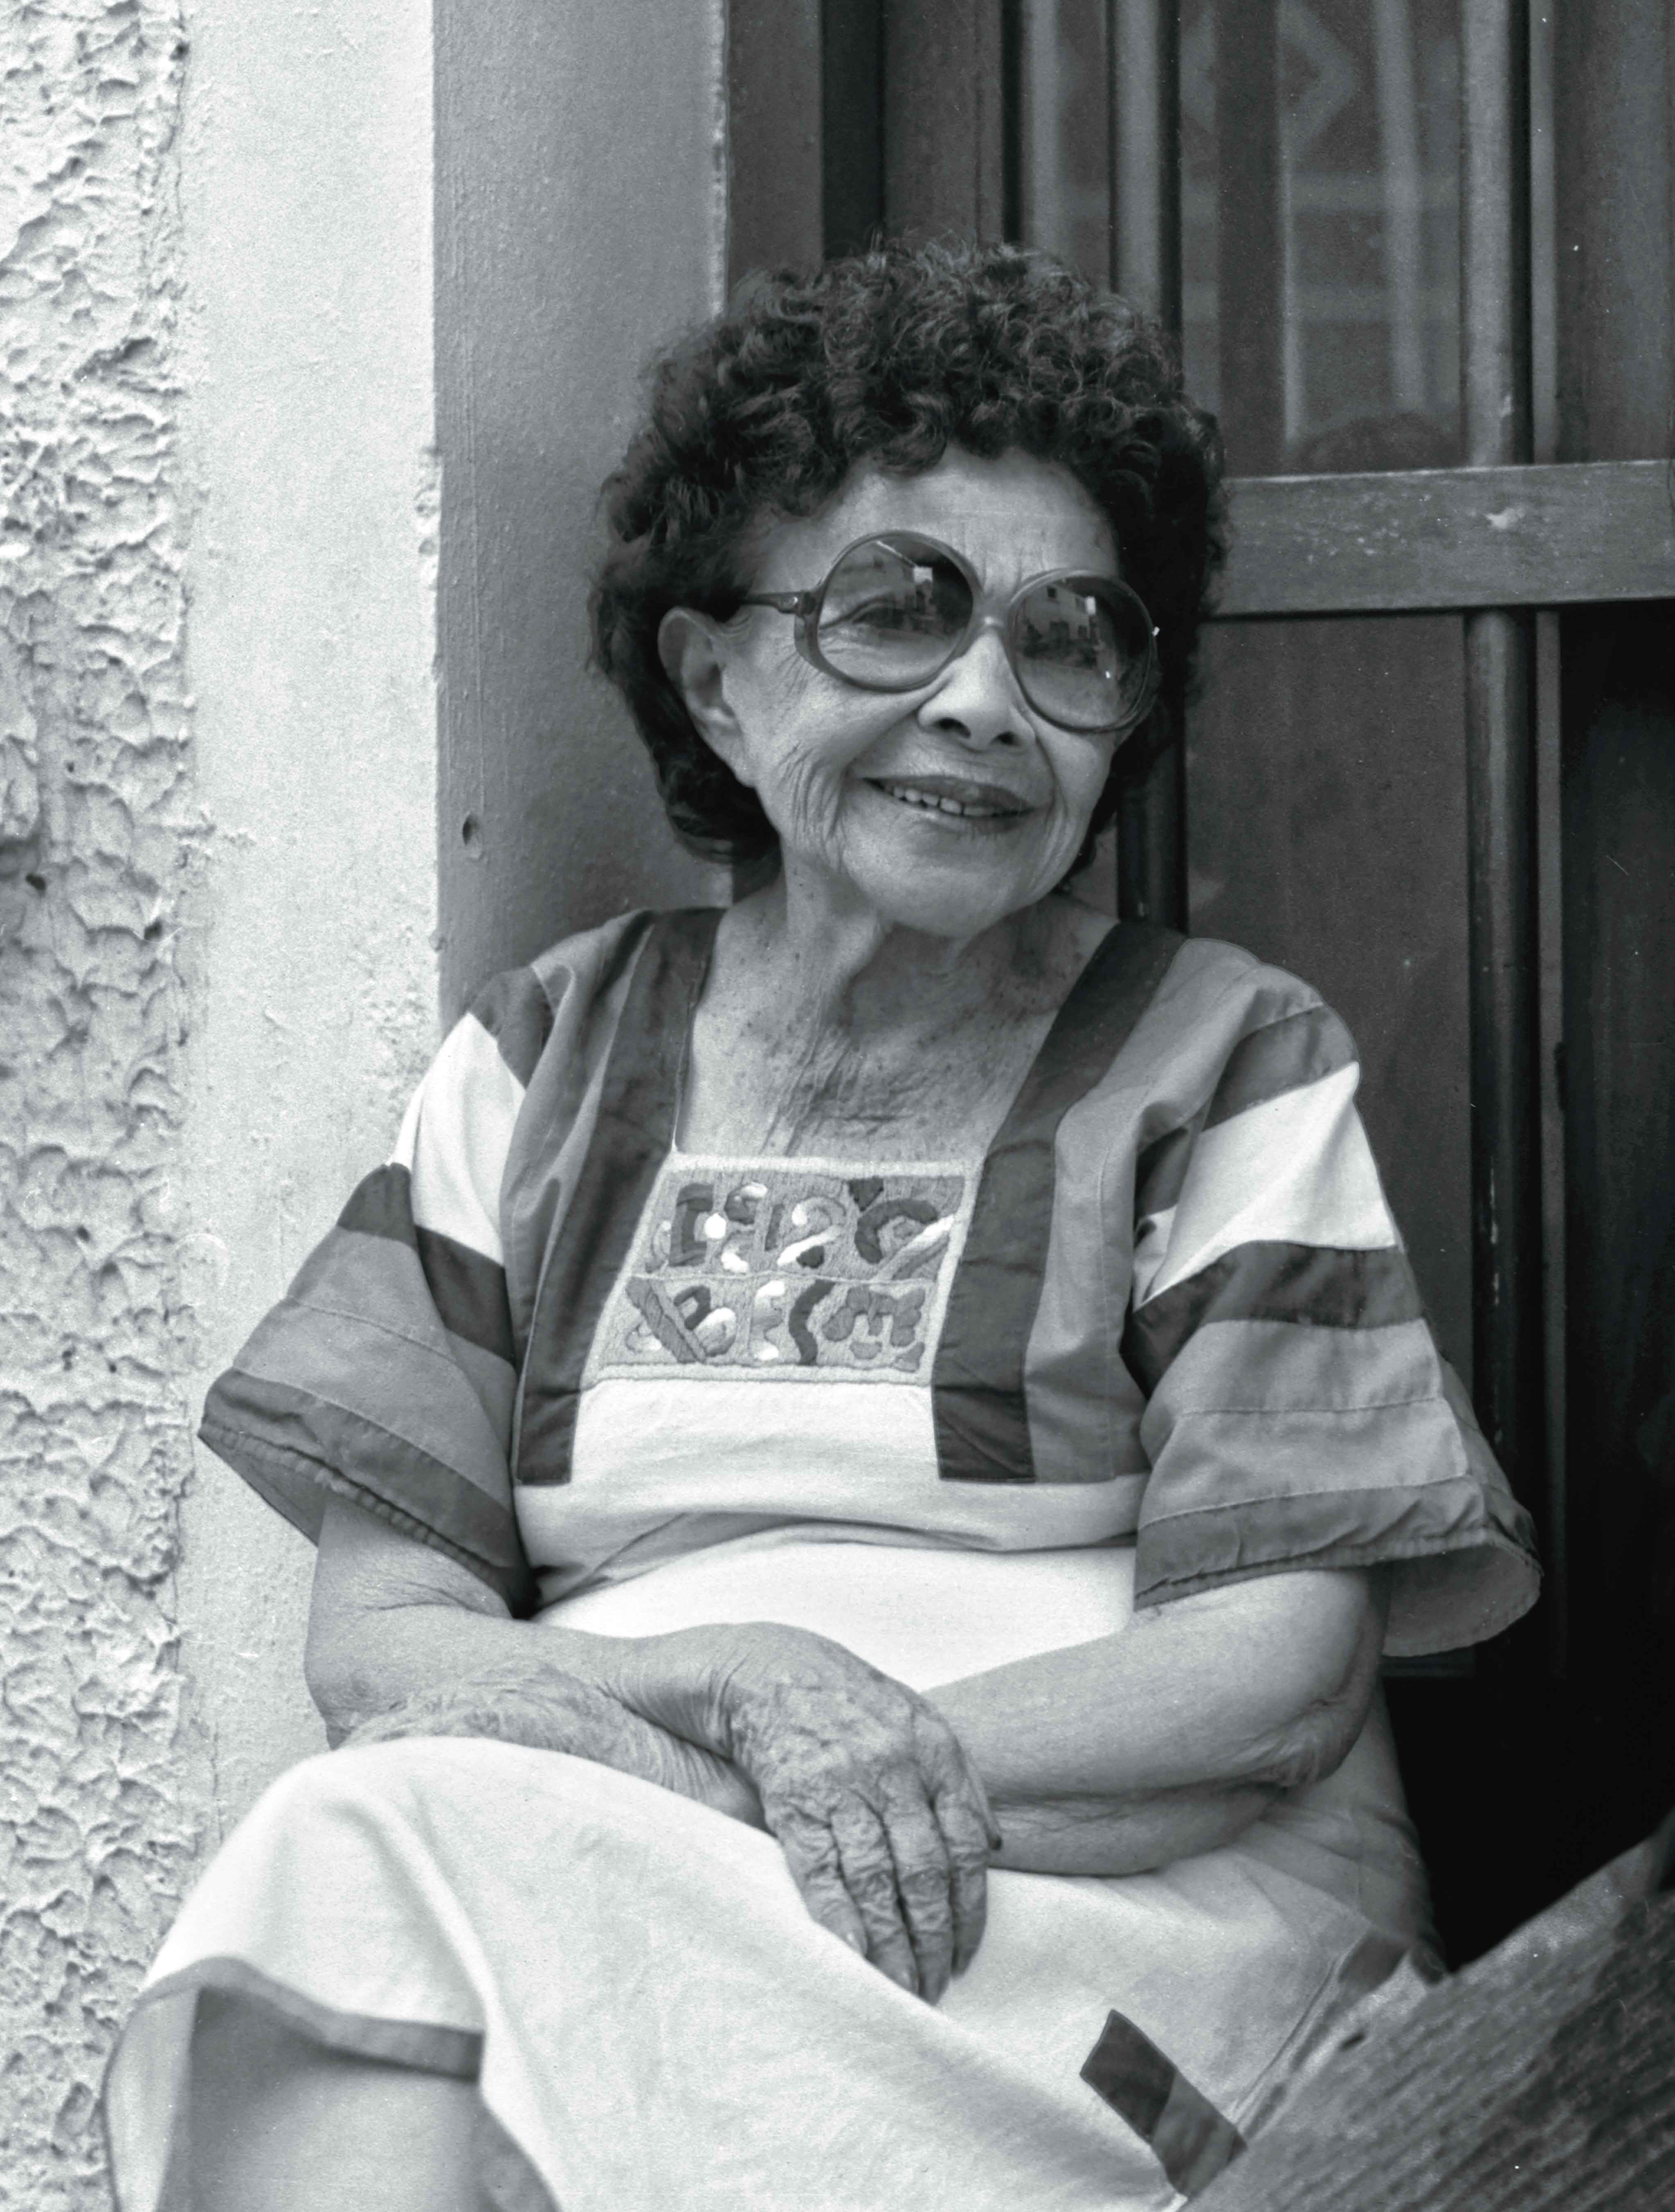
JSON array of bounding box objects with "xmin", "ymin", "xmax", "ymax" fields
[{"xmin": 916, "ymin": 625, "xmax": 1033, "ymax": 748}]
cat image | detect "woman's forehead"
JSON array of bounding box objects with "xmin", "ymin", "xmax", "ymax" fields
[{"xmin": 751, "ymin": 449, "xmax": 1119, "ymax": 587}]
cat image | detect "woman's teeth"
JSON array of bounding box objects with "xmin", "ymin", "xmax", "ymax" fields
[{"xmin": 874, "ymin": 781, "xmax": 1021, "ymax": 819}]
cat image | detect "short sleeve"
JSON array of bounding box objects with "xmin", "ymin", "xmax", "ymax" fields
[
  {"xmin": 1121, "ymin": 979, "xmax": 1540, "ymax": 1657},
  {"xmin": 198, "ymin": 967, "xmax": 556, "ymax": 1615}
]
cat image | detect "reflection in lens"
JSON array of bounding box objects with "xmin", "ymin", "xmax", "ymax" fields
[
  {"xmin": 818, "ymin": 540, "xmax": 969, "ymax": 681},
  {"xmin": 1016, "ymin": 580, "xmax": 1150, "ymax": 729}
]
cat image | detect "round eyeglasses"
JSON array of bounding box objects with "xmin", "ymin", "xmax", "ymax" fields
[{"xmin": 738, "ymin": 530, "xmax": 1161, "ymax": 737}]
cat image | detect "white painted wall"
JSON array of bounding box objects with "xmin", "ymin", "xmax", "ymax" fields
[
  {"xmin": 168, "ymin": 0, "xmax": 444, "ymax": 1840},
  {"xmin": 433, "ymin": 0, "xmax": 729, "ymax": 1013}
]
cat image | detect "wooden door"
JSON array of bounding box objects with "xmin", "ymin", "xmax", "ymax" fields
[{"xmin": 728, "ymin": 0, "xmax": 1675, "ymax": 1960}]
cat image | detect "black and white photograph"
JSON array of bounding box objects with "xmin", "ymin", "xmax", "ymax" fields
[{"xmin": 2, "ymin": 4, "xmax": 1673, "ymax": 2207}]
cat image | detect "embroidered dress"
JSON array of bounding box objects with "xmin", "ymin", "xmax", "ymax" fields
[{"xmin": 103, "ymin": 909, "xmax": 1539, "ymax": 2212}]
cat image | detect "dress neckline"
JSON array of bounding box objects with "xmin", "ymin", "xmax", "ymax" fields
[{"xmin": 510, "ymin": 904, "xmax": 1184, "ymax": 1489}]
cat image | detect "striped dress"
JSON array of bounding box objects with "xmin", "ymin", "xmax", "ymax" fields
[{"xmin": 104, "ymin": 908, "xmax": 1539, "ymax": 2212}]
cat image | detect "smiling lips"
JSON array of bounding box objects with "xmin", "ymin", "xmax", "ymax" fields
[{"xmin": 869, "ymin": 774, "xmax": 1033, "ymax": 821}]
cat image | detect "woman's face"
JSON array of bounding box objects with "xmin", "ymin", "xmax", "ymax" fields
[{"xmin": 683, "ymin": 448, "xmax": 1123, "ymax": 941}]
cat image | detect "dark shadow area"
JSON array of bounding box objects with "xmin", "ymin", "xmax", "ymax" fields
[{"xmin": 1394, "ymin": 601, "xmax": 1675, "ymax": 1969}]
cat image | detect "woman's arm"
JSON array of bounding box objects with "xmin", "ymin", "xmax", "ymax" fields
[
  {"xmin": 927, "ymin": 1566, "xmax": 1390, "ymax": 1874},
  {"xmin": 306, "ymin": 1498, "xmax": 765, "ymax": 1821},
  {"xmin": 315, "ymin": 1496, "xmax": 1383, "ymax": 1878},
  {"xmin": 306, "ymin": 1498, "xmax": 996, "ymax": 2002}
]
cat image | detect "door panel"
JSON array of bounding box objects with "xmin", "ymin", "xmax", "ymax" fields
[
  {"xmin": 1188, "ymin": 614, "xmax": 1473, "ymax": 1376},
  {"xmin": 1562, "ymin": 604, "xmax": 1675, "ymax": 1768},
  {"xmin": 881, "ymin": 1, "xmax": 1010, "ymax": 239},
  {"xmin": 1018, "ymin": 0, "xmax": 1112, "ymax": 282},
  {"xmin": 1181, "ymin": 0, "xmax": 1464, "ymax": 472}
]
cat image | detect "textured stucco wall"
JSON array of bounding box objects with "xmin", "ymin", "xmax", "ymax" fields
[
  {"xmin": 0, "ymin": 7, "xmax": 206, "ymax": 2201},
  {"xmin": 0, "ymin": 0, "xmax": 438, "ymax": 2201}
]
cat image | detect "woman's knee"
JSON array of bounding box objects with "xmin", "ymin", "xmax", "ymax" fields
[
  {"xmin": 242, "ymin": 1738, "xmax": 473, "ymax": 1846},
  {"xmin": 187, "ymin": 1990, "xmax": 489, "ymax": 2212}
]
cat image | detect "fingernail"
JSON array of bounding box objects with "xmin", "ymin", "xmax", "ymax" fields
[{"xmin": 841, "ymin": 1931, "xmax": 865, "ymax": 1954}]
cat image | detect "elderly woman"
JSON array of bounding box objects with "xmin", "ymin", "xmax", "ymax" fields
[{"xmin": 104, "ymin": 243, "xmax": 1537, "ymax": 2212}]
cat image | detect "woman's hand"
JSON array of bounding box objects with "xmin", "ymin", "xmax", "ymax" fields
[
  {"xmin": 308, "ymin": 1501, "xmax": 997, "ymax": 1999},
  {"xmin": 645, "ymin": 1623, "xmax": 1000, "ymax": 2004},
  {"xmin": 342, "ymin": 1657, "xmax": 765, "ymax": 1829}
]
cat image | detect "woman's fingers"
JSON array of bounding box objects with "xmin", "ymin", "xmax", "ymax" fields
[
  {"xmin": 779, "ymin": 1794, "xmax": 951, "ymax": 1999},
  {"xmin": 874, "ymin": 1785, "xmax": 957, "ymax": 2001},
  {"xmin": 781, "ymin": 1779, "xmax": 973, "ymax": 2002},
  {"xmin": 905, "ymin": 1725, "xmax": 995, "ymax": 1988},
  {"xmin": 773, "ymin": 1808, "xmax": 870, "ymax": 1961},
  {"xmin": 828, "ymin": 1800, "xmax": 926, "ymax": 1996},
  {"xmin": 958, "ymin": 1743, "xmax": 1005, "ymax": 1856},
  {"xmin": 930, "ymin": 1778, "xmax": 994, "ymax": 1975}
]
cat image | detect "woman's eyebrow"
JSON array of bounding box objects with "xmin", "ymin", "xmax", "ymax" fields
[{"xmin": 937, "ymin": 536, "xmax": 1121, "ymax": 582}]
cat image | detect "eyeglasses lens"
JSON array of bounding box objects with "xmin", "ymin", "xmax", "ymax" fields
[
  {"xmin": 817, "ymin": 542, "xmax": 971, "ymax": 684},
  {"xmin": 1015, "ymin": 580, "xmax": 1149, "ymax": 730}
]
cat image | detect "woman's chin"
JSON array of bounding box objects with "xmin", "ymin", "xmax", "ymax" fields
[
  {"xmin": 774, "ymin": 802, "xmax": 1079, "ymax": 940},
  {"xmin": 870, "ymin": 830, "xmax": 1074, "ymax": 932},
  {"xmin": 835, "ymin": 856, "xmax": 1053, "ymax": 941}
]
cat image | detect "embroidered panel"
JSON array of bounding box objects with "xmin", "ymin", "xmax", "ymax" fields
[{"xmin": 589, "ymin": 1163, "xmax": 971, "ymax": 1380}]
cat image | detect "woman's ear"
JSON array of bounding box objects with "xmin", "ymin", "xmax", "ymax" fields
[{"xmin": 657, "ymin": 608, "xmax": 752, "ymax": 784}]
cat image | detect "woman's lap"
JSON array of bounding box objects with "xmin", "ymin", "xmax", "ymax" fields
[{"xmin": 105, "ymin": 1740, "xmax": 1406, "ymax": 2212}]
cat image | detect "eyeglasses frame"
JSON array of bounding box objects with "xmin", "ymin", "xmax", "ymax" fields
[{"xmin": 736, "ymin": 530, "xmax": 1162, "ymax": 738}]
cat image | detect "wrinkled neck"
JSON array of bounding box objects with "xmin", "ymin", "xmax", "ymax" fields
[{"xmin": 746, "ymin": 861, "xmax": 1047, "ymax": 1045}]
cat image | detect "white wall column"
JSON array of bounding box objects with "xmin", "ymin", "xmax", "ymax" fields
[
  {"xmin": 434, "ymin": 0, "xmax": 729, "ymax": 1013},
  {"xmin": 172, "ymin": 0, "xmax": 443, "ymax": 1831}
]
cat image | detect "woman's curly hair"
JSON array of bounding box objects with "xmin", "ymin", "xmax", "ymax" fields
[{"xmin": 590, "ymin": 238, "xmax": 1225, "ymax": 869}]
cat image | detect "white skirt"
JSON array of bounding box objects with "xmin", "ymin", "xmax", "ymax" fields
[{"xmin": 103, "ymin": 1539, "xmax": 1435, "ymax": 2212}]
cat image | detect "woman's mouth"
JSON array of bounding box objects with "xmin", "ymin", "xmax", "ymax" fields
[{"xmin": 867, "ymin": 776, "xmax": 1032, "ymax": 821}]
